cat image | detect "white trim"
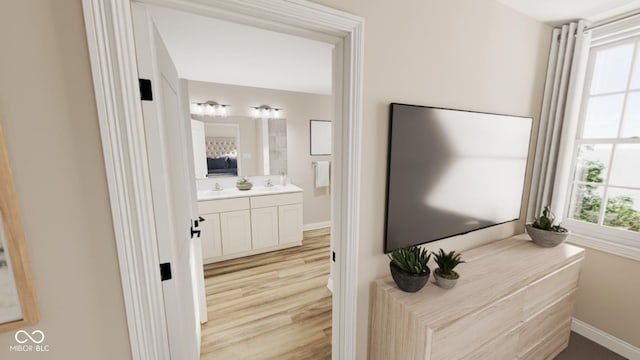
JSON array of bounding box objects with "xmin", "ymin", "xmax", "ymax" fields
[
  {"xmin": 303, "ymin": 221, "xmax": 332, "ymax": 231},
  {"xmin": 571, "ymin": 318, "xmax": 640, "ymax": 360},
  {"xmin": 82, "ymin": 1, "xmax": 170, "ymax": 359},
  {"xmin": 567, "ymin": 232, "xmax": 640, "ymax": 261},
  {"xmin": 82, "ymin": 1, "xmax": 364, "ymax": 359},
  {"xmin": 327, "ymin": 277, "xmax": 333, "ymax": 293}
]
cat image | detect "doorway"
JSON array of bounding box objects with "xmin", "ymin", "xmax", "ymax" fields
[{"xmin": 81, "ymin": 0, "xmax": 363, "ymax": 359}]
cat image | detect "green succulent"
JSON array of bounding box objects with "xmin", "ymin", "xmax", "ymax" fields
[
  {"xmin": 433, "ymin": 248, "xmax": 465, "ymax": 277},
  {"xmin": 388, "ymin": 245, "xmax": 431, "ymax": 275},
  {"xmin": 532, "ymin": 206, "xmax": 567, "ymax": 233},
  {"xmin": 236, "ymin": 176, "xmax": 250, "ymax": 184}
]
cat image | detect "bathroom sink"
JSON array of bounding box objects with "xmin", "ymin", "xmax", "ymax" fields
[{"xmin": 255, "ymin": 185, "xmax": 282, "ymax": 191}]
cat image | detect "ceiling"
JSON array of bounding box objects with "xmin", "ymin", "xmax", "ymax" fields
[
  {"xmin": 147, "ymin": 5, "xmax": 333, "ymax": 95},
  {"xmin": 498, "ymin": 0, "xmax": 640, "ymax": 25}
]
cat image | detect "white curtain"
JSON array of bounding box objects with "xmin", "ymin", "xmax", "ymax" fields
[{"xmin": 527, "ymin": 21, "xmax": 591, "ymax": 222}]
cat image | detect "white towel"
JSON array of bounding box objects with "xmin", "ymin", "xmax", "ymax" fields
[{"xmin": 315, "ymin": 161, "xmax": 330, "ymax": 188}]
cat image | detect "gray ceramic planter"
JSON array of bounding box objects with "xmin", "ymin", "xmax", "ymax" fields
[
  {"xmin": 434, "ymin": 269, "xmax": 458, "ymax": 289},
  {"xmin": 389, "ymin": 262, "xmax": 430, "ymax": 293},
  {"xmin": 525, "ymin": 224, "xmax": 569, "ymax": 248}
]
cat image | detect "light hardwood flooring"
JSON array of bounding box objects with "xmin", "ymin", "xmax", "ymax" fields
[{"xmin": 200, "ymin": 228, "xmax": 332, "ymax": 359}]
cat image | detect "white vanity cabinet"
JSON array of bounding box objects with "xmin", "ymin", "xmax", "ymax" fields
[{"xmin": 198, "ymin": 187, "xmax": 303, "ymax": 264}]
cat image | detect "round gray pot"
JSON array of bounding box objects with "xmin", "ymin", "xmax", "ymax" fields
[
  {"xmin": 389, "ymin": 262, "xmax": 430, "ymax": 293},
  {"xmin": 434, "ymin": 268, "xmax": 458, "ymax": 289},
  {"xmin": 525, "ymin": 224, "xmax": 569, "ymax": 248}
]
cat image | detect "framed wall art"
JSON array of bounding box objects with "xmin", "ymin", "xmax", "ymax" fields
[{"xmin": 0, "ymin": 117, "xmax": 39, "ymax": 332}]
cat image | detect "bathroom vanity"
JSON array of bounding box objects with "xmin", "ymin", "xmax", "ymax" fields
[{"xmin": 197, "ymin": 184, "xmax": 303, "ymax": 263}]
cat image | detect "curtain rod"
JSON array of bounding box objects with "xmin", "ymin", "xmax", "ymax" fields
[{"xmin": 584, "ymin": 10, "xmax": 640, "ymax": 32}]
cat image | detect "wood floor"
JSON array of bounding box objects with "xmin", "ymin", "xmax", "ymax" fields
[{"xmin": 200, "ymin": 228, "xmax": 332, "ymax": 359}]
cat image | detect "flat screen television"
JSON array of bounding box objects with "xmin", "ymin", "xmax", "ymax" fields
[{"xmin": 384, "ymin": 103, "xmax": 532, "ymax": 253}]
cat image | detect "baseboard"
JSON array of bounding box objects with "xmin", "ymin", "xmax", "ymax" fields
[
  {"xmin": 303, "ymin": 221, "xmax": 332, "ymax": 231},
  {"xmin": 327, "ymin": 277, "xmax": 333, "ymax": 293},
  {"xmin": 571, "ymin": 318, "xmax": 640, "ymax": 360}
]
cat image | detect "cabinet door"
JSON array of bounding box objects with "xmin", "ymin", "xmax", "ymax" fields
[
  {"xmin": 278, "ymin": 203, "xmax": 303, "ymax": 245},
  {"xmin": 200, "ymin": 213, "xmax": 222, "ymax": 260},
  {"xmin": 220, "ymin": 210, "xmax": 252, "ymax": 255},
  {"xmin": 251, "ymin": 207, "xmax": 279, "ymax": 249}
]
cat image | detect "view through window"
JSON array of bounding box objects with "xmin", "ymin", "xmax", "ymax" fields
[{"xmin": 567, "ymin": 39, "xmax": 640, "ymax": 235}]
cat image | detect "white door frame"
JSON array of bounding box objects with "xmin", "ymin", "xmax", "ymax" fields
[{"xmin": 82, "ymin": 0, "xmax": 364, "ymax": 359}]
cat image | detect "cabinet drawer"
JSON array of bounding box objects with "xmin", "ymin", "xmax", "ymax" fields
[
  {"xmin": 431, "ymin": 290, "xmax": 525, "ymax": 360},
  {"xmin": 250, "ymin": 192, "xmax": 302, "ymax": 208},
  {"xmin": 518, "ymin": 290, "xmax": 576, "ymax": 353},
  {"xmin": 198, "ymin": 197, "xmax": 250, "ymax": 214},
  {"xmin": 523, "ymin": 260, "xmax": 581, "ymax": 319},
  {"xmin": 518, "ymin": 320, "xmax": 571, "ymax": 360},
  {"xmin": 463, "ymin": 325, "xmax": 520, "ymax": 360}
]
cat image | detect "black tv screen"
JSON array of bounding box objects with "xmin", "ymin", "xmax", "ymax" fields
[{"xmin": 384, "ymin": 103, "xmax": 532, "ymax": 253}]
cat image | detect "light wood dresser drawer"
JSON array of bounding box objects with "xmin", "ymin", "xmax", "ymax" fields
[
  {"xmin": 464, "ymin": 325, "xmax": 519, "ymax": 360},
  {"xmin": 431, "ymin": 290, "xmax": 525, "ymax": 360},
  {"xmin": 523, "ymin": 260, "xmax": 581, "ymax": 319},
  {"xmin": 518, "ymin": 320, "xmax": 572, "ymax": 360},
  {"xmin": 518, "ymin": 290, "xmax": 577, "ymax": 352}
]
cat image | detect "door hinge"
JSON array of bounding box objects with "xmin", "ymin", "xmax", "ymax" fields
[
  {"xmin": 160, "ymin": 262, "xmax": 172, "ymax": 281},
  {"xmin": 332, "ymin": 251, "xmax": 336, "ymax": 262},
  {"xmin": 139, "ymin": 78, "xmax": 153, "ymax": 101}
]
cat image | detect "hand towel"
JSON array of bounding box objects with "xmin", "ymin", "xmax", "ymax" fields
[{"xmin": 315, "ymin": 161, "xmax": 330, "ymax": 188}]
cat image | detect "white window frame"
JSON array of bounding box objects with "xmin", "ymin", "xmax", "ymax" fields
[{"xmin": 563, "ymin": 36, "xmax": 640, "ymax": 260}]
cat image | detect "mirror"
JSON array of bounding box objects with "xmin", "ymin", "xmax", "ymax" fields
[
  {"xmin": 191, "ymin": 115, "xmax": 287, "ymax": 178},
  {"xmin": 0, "ymin": 118, "xmax": 39, "ymax": 332}
]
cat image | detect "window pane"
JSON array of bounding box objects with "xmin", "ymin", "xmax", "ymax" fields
[
  {"xmin": 629, "ymin": 42, "xmax": 640, "ymax": 89},
  {"xmin": 609, "ymin": 144, "xmax": 640, "ymax": 188},
  {"xmin": 604, "ymin": 187, "xmax": 640, "ymax": 232},
  {"xmin": 582, "ymin": 95, "xmax": 624, "ymax": 138},
  {"xmin": 622, "ymin": 92, "xmax": 640, "ymax": 137},
  {"xmin": 568, "ymin": 184, "xmax": 603, "ymax": 224},
  {"xmin": 591, "ymin": 44, "xmax": 634, "ymax": 95},
  {"xmin": 573, "ymin": 144, "xmax": 612, "ymax": 183}
]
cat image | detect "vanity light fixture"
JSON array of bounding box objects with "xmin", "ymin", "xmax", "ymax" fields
[
  {"xmin": 251, "ymin": 105, "xmax": 283, "ymax": 119},
  {"xmin": 190, "ymin": 101, "xmax": 230, "ymax": 117}
]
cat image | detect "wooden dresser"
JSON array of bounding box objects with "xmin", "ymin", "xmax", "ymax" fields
[{"xmin": 370, "ymin": 235, "xmax": 584, "ymax": 360}]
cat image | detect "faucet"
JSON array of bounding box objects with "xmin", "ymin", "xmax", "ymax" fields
[
  {"xmin": 265, "ymin": 179, "xmax": 273, "ymax": 187},
  {"xmin": 214, "ymin": 182, "xmax": 222, "ymax": 191}
]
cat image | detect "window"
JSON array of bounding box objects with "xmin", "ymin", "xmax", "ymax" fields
[{"xmin": 565, "ymin": 38, "xmax": 640, "ymax": 247}]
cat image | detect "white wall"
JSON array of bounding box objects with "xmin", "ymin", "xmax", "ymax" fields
[
  {"xmin": 311, "ymin": 0, "xmax": 552, "ymax": 358},
  {"xmin": 571, "ymin": 239, "xmax": 640, "ymax": 347},
  {"xmin": 189, "ymin": 81, "xmax": 333, "ymax": 227},
  {"xmin": 0, "ymin": 0, "xmax": 131, "ymax": 358}
]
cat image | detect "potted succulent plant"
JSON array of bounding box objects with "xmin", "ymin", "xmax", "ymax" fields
[
  {"xmin": 526, "ymin": 205, "xmax": 569, "ymax": 248},
  {"xmin": 236, "ymin": 176, "xmax": 253, "ymax": 190},
  {"xmin": 388, "ymin": 245, "xmax": 431, "ymax": 293},
  {"xmin": 433, "ymin": 248, "xmax": 465, "ymax": 289}
]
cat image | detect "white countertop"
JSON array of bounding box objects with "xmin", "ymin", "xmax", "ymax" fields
[{"xmin": 197, "ymin": 184, "xmax": 303, "ymax": 201}]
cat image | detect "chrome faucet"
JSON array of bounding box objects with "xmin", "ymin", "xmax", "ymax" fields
[
  {"xmin": 214, "ymin": 182, "xmax": 222, "ymax": 191},
  {"xmin": 265, "ymin": 179, "xmax": 273, "ymax": 187}
]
